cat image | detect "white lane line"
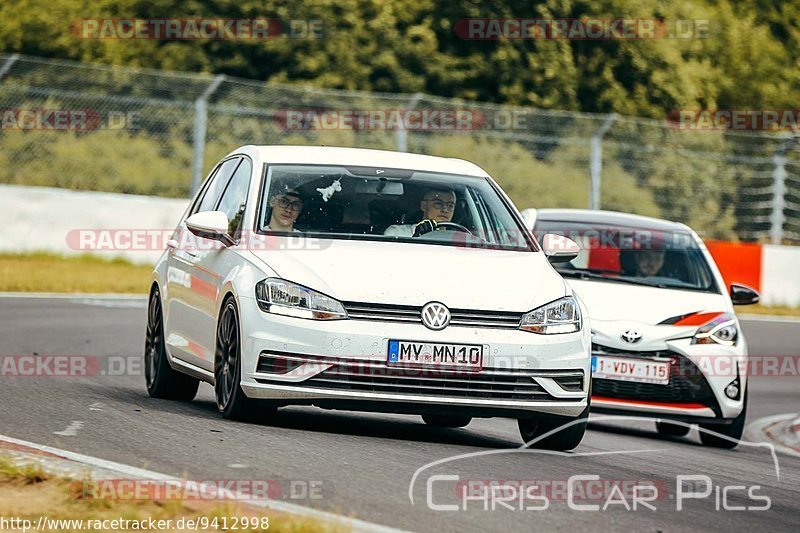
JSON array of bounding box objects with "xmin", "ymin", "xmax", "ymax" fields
[
  {"xmin": 53, "ymin": 421, "xmax": 84, "ymax": 437},
  {"xmin": 738, "ymin": 314, "xmax": 800, "ymax": 324},
  {"xmin": 745, "ymin": 414, "xmax": 800, "ymax": 459},
  {"xmin": 0, "ymin": 292, "xmax": 146, "ymax": 300},
  {"xmin": 88, "ymin": 403, "xmax": 104, "ymax": 411},
  {"xmin": 0, "ymin": 434, "xmax": 405, "ymax": 533},
  {"xmin": 72, "ymin": 299, "xmax": 147, "ymax": 309}
]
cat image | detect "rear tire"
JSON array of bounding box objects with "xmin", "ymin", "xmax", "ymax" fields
[
  {"xmin": 656, "ymin": 420, "xmax": 691, "ymax": 437},
  {"xmin": 518, "ymin": 403, "xmax": 590, "ymax": 451},
  {"xmin": 215, "ymin": 298, "xmax": 277, "ymax": 422},
  {"xmin": 699, "ymin": 390, "xmax": 747, "ymax": 449},
  {"xmin": 422, "ymin": 414, "xmax": 472, "ymax": 428},
  {"xmin": 145, "ymin": 287, "xmax": 199, "ymax": 401}
]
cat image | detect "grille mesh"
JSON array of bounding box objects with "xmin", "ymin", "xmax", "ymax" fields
[
  {"xmin": 342, "ymin": 302, "xmax": 523, "ymax": 329},
  {"xmin": 591, "ymin": 344, "xmax": 720, "ymax": 411},
  {"xmin": 256, "ymin": 352, "xmax": 584, "ymax": 402}
]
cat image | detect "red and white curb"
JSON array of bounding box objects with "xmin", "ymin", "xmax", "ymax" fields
[
  {"xmin": 745, "ymin": 414, "xmax": 800, "ymax": 459},
  {"xmin": 0, "ymin": 434, "xmax": 404, "ymax": 533}
]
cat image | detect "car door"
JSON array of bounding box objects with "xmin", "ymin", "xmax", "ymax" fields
[
  {"xmin": 165, "ymin": 156, "xmax": 242, "ymax": 368},
  {"xmin": 187, "ymin": 157, "xmax": 253, "ymax": 371}
]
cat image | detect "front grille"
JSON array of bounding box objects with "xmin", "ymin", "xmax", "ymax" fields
[
  {"xmin": 555, "ymin": 376, "xmax": 584, "ymax": 392},
  {"xmin": 591, "ymin": 344, "xmax": 720, "ymax": 411},
  {"xmin": 256, "ymin": 352, "xmax": 583, "ymax": 402},
  {"xmin": 342, "ymin": 302, "xmax": 523, "ymax": 329}
]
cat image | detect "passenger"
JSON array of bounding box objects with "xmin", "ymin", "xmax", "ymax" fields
[
  {"xmin": 265, "ymin": 186, "xmax": 304, "ymax": 232},
  {"xmin": 621, "ymin": 248, "xmax": 665, "ymax": 277},
  {"xmin": 384, "ymin": 187, "xmax": 456, "ymax": 237}
]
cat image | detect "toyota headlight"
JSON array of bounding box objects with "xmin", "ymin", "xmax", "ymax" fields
[
  {"xmin": 520, "ymin": 296, "xmax": 581, "ymax": 334},
  {"xmin": 692, "ymin": 312, "xmax": 738, "ymax": 346},
  {"xmin": 255, "ymin": 278, "xmax": 347, "ymax": 320}
]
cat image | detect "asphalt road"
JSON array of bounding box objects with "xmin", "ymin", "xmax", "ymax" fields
[{"xmin": 1, "ymin": 296, "xmax": 799, "ymax": 532}]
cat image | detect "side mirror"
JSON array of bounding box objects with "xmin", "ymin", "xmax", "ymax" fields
[
  {"xmin": 730, "ymin": 283, "xmax": 760, "ymax": 306},
  {"xmin": 542, "ymin": 233, "xmax": 579, "ymax": 263},
  {"xmin": 185, "ymin": 211, "xmax": 234, "ymax": 246}
]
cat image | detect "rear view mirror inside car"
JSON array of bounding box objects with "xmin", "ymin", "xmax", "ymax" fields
[{"xmin": 354, "ymin": 179, "xmax": 404, "ymax": 195}]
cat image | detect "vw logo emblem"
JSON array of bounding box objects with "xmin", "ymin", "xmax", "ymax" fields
[
  {"xmin": 421, "ymin": 302, "xmax": 451, "ymax": 331},
  {"xmin": 621, "ymin": 330, "xmax": 642, "ymax": 344}
]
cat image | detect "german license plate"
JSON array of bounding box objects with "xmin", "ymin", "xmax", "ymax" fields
[
  {"xmin": 592, "ymin": 355, "xmax": 670, "ymax": 385},
  {"xmin": 387, "ymin": 340, "xmax": 483, "ymax": 371}
]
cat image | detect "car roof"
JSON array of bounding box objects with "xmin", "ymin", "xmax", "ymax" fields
[
  {"xmin": 534, "ymin": 208, "xmax": 691, "ymax": 232},
  {"xmin": 230, "ymin": 145, "xmax": 491, "ymax": 178}
]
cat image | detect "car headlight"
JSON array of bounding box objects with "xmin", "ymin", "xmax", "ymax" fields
[
  {"xmin": 520, "ymin": 296, "xmax": 581, "ymax": 334},
  {"xmin": 255, "ymin": 278, "xmax": 347, "ymax": 320},
  {"xmin": 692, "ymin": 312, "xmax": 738, "ymax": 346}
]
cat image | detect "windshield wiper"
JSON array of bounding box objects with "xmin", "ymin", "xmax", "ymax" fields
[{"xmin": 556, "ymin": 269, "xmax": 668, "ymax": 288}]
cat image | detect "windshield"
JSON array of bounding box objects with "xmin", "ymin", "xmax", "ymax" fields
[
  {"xmin": 257, "ymin": 164, "xmax": 534, "ymax": 251},
  {"xmin": 534, "ymin": 220, "xmax": 719, "ymax": 293}
]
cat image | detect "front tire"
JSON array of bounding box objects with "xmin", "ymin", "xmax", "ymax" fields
[
  {"xmin": 422, "ymin": 414, "xmax": 472, "ymax": 428},
  {"xmin": 144, "ymin": 287, "xmax": 199, "ymax": 401},
  {"xmin": 699, "ymin": 390, "xmax": 747, "ymax": 449},
  {"xmin": 214, "ymin": 298, "xmax": 276, "ymax": 422},
  {"xmin": 518, "ymin": 403, "xmax": 590, "ymax": 451}
]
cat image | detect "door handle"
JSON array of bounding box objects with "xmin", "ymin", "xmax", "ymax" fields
[{"xmin": 185, "ymin": 249, "xmax": 198, "ymax": 258}]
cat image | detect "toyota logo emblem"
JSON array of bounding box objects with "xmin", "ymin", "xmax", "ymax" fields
[
  {"xmin": 621, "ymin": 330, "xmax": 642, "ymax": 344},
  {"xmin": 421, "ymin": 302, "xmax": 451, "ymax": 330}
]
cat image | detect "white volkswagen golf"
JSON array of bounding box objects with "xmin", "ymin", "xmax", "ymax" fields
[
  {"xmin": 526, "ymin": 208, "xmax": 759, "ymax": 448},
  {"xmin": 145, "ymin": 146, "xmax": 591, "ymax": 450}
]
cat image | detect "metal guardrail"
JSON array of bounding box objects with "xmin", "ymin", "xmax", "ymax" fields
[{"xmin": 0, "ymin": 53, "xmax": 798, "ymax": 243}]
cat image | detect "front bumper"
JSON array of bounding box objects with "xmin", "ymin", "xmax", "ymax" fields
[
  {"xmin": 590, "ymin": 338, "xmax": 747, "ymax": 421},
  {"xmin": 238, "ymin": 295, "xmax": 591, "ymax": 418}
]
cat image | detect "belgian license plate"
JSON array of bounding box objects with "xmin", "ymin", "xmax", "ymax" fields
[
  {"xmin": 592, "ymin": 355, "xmax": 670, "ymax": 385},
  {"xmin": 387, "ymin": 340, "xmax": 483, "ymax": 371}
]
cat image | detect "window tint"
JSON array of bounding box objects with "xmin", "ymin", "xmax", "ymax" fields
[
  {"xmin": 216, "ymin": 158, "xmax": 252, "ymax": 237},
  {"xmin": 196, "ymin": 157, "xmax": 241, "ymax": 214},
  {"xmin": 258, "ymin": 165, "xmax": 533, "ymax": 251},
  {"xmin": 533, "ymin": 220, "xmax": 718, "ymax": 293}
]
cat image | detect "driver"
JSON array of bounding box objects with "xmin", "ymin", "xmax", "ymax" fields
[
  {"xmin": 634, "ymin": 249, "xmax": 665, "ymax": 277},
  {"xmin": 384, "ymin": 187, "xmax": 456, "ymax": 237},
  {"xmin": 620, "ymin": 248, "xmax": 665, "ymax": 277}
]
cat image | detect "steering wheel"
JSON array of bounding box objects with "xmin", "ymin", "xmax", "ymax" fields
[{"xmin": 435, "ymin": 222, "xmax": 473, "ymax": 234}]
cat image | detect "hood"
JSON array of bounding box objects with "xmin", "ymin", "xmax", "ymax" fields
[
  {"xmin": 248, "ymin": 239, "xmax": 566, "ymax": 311},
  {"xmin": 566, "ymin": 279, "xmax": 731, "ymax": 351}
]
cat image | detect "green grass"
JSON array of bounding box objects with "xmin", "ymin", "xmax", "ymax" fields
[
  {"xmin": 0, "ymin": 453, "xmax": 342, "ymax": 532},
  {"xmin": 737, "ymin": 304, "xmax": 800, "ymax": 317},
  {"xmin": 1, "ymin": 253, "xmax": 799, "ymax": 317},
  {"xmin": 0, "ymin": 252, "xmax": 152, "ymax": 293}
]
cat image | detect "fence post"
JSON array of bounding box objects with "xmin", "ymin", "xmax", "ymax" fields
[
  {"xmin": 770, "ymin": 135, "xmax": 798, "ymax": 244},
  {"xmin": 396, "ymin": 92, "xmax": 423, "ymax": 152},
  {"xmin": 191, "ymin": 74, "xmax": 225, "ymax": 196},
  {"xmin": 0, "ymin": 53, "xmax": 20, "ymax": 83},
  {"xmin": 589, "ymin": 113, "xmax": 618, "ymax": 210}
]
